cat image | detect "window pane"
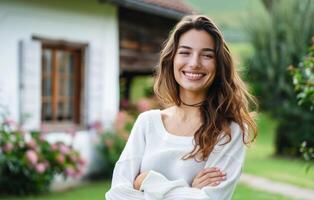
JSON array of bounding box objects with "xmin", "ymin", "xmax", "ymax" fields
[
  {"xmin": 42, "ymin": 49, "xmax": 52, "ymax": 76},
  {"xmin": 57, "ymin": 102, "xmax": 64, "ymax": 120},
  {"xmin": 42, "ymin": 101, "xmax": 52, "ymax": 120},
  {"xmin": 42, "ymin": 49, "xmax": 52, "ymax": 121}
]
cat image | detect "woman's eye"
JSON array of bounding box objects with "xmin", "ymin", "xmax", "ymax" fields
[
  {"xmin": 178, "ymin": 51, "xmax": 189, "ymax": 55},
  {"xmin": 203, "ymin": 54, "xmax": 214, "ymax": 58}
]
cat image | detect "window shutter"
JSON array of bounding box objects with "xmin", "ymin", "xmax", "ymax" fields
[
  {"xmin": 85, "ymin": 43, "xmax": 104, "ymax": 125},
  {"xmin": 19, "ymin": 40, "xmax": 42, "ymax": 130}
]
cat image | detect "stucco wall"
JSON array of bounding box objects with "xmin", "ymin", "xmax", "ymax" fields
[
  {"xmin": 0, "ymin": 0, "xmax": 120, "ymax": 177},
  {"xmin": 0, "ymin": 0, "xmax": 119, "ymax": 127}
]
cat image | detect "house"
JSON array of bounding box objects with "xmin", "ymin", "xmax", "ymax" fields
[{"xmin": 0, "ymin": 0, "xmax": 192, "ymax": 177}]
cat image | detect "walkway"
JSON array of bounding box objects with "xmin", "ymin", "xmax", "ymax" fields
[{"xmin": 240, "ymin": 173, "xmax": 314, "ymax": 200}]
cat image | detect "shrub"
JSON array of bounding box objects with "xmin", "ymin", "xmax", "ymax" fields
[
  {"xmin": 97, "ymin": 111, "xmax": 134, "ymax": 179},
  {"xmin": 289, "ymin": 38, "xmax": 314, "ymax": 168},
  {"xmin": 98, "ymin": 94, "xmax": 159, "ymax": 178},
  {"xmin": 0, "ymin": 119, "xmax": 85, "ymax": 195},
  {"xmin": 289, "ymin": 38, "xmax": 314, "ymax": 110},
  {"xmin": 246, "ymin": 0, "xmax": 314, "ymax": 157}
]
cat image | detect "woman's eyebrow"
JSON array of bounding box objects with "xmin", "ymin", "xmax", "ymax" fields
[{"xmin": 178, "ymin": 45, "xmax": 214, "ymax": 52}]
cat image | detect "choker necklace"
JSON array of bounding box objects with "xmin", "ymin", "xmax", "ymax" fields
[{"xmin": 181, "ymin": 100, "xmax": 205, "ymax": 107}]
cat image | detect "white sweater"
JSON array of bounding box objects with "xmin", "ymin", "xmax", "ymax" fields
[{"xmin": 105, "ymin": 109, "xmax": 245, "ymax": 200}]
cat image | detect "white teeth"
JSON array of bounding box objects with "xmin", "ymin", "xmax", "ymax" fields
[{"xmin": 184, "ymin": 72, "xmax": 204, "ymax": 79}]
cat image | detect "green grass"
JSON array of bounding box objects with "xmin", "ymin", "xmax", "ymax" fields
[
  {"xmin": 0, "ymin": 181, "xmax": 292, "ymax": 200},
  {"xmin": 244, "ymin": 113, "xmax": 314, "ymax": 189},
  {"xmin": 0, "ymin": 181, "xmax": 109, "ymax": 200},
  {"xmin": 233, "ymin": 183, "xmax": 292, "ymax": 200}
]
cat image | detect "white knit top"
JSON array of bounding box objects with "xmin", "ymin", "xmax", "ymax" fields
[{"xmin": 105, "ymin": 109, "xmax": 245, "ymax": 200}]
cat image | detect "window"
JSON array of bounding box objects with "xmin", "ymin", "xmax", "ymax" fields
[{"xmin": 39, "ymin": 39, "xmax": 85, "ymax": 129}]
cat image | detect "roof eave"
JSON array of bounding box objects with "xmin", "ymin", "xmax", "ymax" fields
[{"xmin": 102, "ymin": 0, "xmax": 190, "ymax": 20}]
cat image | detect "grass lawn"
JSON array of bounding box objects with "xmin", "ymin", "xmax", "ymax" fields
[
  {"xmin": 0, "ymin": 181, "xmax": 292, "ymax": 200},
  {"xmin": 233, "ymin": 183, "xmax": 292, "ymax": 200},
  {"xmin": 244, "ymin": 113, "xmax": 314, "ymax": 189}
]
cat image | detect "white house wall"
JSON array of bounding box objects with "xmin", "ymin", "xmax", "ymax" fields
[{"xmin": 0, "ymin": 0, "xmax": 120, "ymax": 128}]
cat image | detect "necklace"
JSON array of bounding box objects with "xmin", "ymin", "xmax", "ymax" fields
[{"xmin": 181, "ymin": 100, "xmax": 205, "ymax": 107}]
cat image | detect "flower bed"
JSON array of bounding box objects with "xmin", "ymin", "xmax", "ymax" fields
[{"xmin": 0, "ymin": 119, "xmax": 85, "ymax": 195}]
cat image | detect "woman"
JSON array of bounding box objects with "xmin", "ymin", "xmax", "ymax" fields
[{"xmin": 105, "ymin": 15, "xmax": 257, "ymax": 200}]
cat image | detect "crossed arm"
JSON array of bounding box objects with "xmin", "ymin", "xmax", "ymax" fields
[{"xmin": 105, "ymin": 115, "xmax": 244, "ymax": 200}]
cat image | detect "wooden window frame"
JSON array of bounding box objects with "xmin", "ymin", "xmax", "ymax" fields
[{"xmin": 33, "ymin": 36, "xmax": 87, "ymax": 132}]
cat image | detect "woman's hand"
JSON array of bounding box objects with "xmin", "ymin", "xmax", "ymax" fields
[
  {"xmin": 192, "ymin": 167, "xmax": 226, "ymax": 189},
  {"xmin": 133, "ymin": 171, "xmax": 149, "ymax": 190}
]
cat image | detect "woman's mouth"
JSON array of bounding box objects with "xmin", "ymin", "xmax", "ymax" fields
[{"xmin": 182, "ymin": 71, "xmax": 206, "ymax": 81}]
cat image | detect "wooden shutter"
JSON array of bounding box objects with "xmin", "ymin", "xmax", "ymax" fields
[{"xmin": 19, "ymin": 40, "xmax": 42, "ymax": 130}]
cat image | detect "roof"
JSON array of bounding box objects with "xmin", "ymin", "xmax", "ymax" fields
[{"xmin": 104, "ymin": 0, "xmax": 193, "ymax": 19}]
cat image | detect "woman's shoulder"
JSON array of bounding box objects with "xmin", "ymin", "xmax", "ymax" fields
[{"xmin": 135, "ymin": 109, "xmax": 161, "ymax": 127}]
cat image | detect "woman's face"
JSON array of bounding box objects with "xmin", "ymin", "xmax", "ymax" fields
[{"xmin": 173, "ymin": 29, "xmax": 216, "ymax": 96}]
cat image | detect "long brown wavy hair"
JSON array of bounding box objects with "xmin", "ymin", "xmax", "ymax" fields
[{"xmin": 153, "ymin": 15, "xmax": 258, "ymax": 162}]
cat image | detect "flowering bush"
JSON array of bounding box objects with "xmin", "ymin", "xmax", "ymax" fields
[
  {"xmin": 97, "ymin": 111, "xmax": 134, "ymax": 178},
  {"xmin": 98, "ymin": 96, "xmax": 158, "ymax": 178},
  {"xmin": 0, "ymin": 119, "xmax": 85, "ymax": 195}
]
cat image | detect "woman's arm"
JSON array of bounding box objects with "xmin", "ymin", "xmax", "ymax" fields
[
  {"xmin": 105, "ymin": 113, "xmax": 147, "ymax": 200},
  {"xmin": 139, "ymin": 123, "xmax": 245, "ymax": 200}
]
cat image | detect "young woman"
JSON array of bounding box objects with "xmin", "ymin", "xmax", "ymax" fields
[{"xmin": 105, "ymin": 15, "xmax": 257, "ymax": 200}]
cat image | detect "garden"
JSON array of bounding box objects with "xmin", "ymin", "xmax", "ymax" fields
[{"xmin": 0, "ymin": 0, "xmax": 313, "ymax": 199}]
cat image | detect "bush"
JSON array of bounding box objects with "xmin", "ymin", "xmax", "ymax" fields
[
  {"xmin": 289, "ymin": 38, "xmax": 314, "ymax": 110},
  {"xmin": 98, "ymin": 95, "xmax": 159, "ymax": 179},
  {"xmin": 0, "ymin": 119, "xmax": 85, "ymax": 195},
  {"xmin": 97, "ymin": 111, "xmax": 134, "ymax": 179},
  {"xmin": 246, "ymin": 0, "xmax": 314, "ymax": 157}
]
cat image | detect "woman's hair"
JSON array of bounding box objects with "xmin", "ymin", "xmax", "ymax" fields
[{"xmin": 153, "ymin": 15, "xmax": 258, "ymax": 162}]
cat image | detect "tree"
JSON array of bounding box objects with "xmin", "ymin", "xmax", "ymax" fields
[{"xmin": 247, "ymin": 0, "xmax": 314, "ymax": 157}]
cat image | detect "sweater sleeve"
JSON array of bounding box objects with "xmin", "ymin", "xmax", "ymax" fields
[
  {"xmin": 140, "ymin": 122, "xmax": 245, "ymax": 200},
  {"xmin": 105, "ymin": 113, "xmax": 147, "ymax": 200}
]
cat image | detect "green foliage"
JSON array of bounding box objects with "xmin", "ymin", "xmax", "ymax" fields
[
  {"xmin": 0, "ymin": 119, "xmax": 85, "ymax": 196},
  {"xmin": 247, "ymin": 0, "xmax": 314, "ymax": 112},
  {"xmin": 300, "ymin": 141, "xmax": 314, "ymax": 172},
  {"xmin": 246, "ymin": 0, "xmax": 314, "ymax": 157},
  {"xmin": 97, "ymin": 111, "xmax": 135, "ymax": 179},
  {"xmin": 289, "ymin": 41, "xmax": 314, "ymax": 110},
  {"xmin": 98, "ymin": 132, "xmax": 128, "ymax": 179},
  {"xmin": 289, "ymin": 40, "xmax": 314, "ymax": 170}
]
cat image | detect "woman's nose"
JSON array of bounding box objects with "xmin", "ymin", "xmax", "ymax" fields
[{"xmin": 189, "ymin": 54, "xmax": 200, "ymax": 69}]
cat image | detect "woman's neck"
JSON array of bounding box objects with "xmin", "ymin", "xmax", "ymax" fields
[
  {"xmin": 170, "ymin": 88, "xmax": 206, "ymax": 121},
  {"xmin": 180, "ymin": 89, "xmax": 206, "ymax": 106}
]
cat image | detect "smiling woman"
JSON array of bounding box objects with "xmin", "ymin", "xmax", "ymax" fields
[
  {"xmin": 174, "ymin": 29, "xmax": 216, "ymax": 98},
  {"xmin": 105, "ymin": 15, "xmax": 257, "ymax": 200}
]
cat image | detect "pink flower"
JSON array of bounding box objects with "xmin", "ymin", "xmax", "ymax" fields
[
  {"xmin": 55, "ymin": 154, "xmax": 65, "ymax": 165},
  {"xmin": 115, "ymin": 111, "xmax": 129, "ymax": 130},
  {"xmin": 59, "ymin": 144, "xmax": 70, "ymax": 155},
  {"xmin": 65, "ymin": 167, "xmax": 76, "ymax": 177},
  {"xmin": 2, "ymin": 143, "xmax": 14, "ymax": 153},
  {"xmin": 25, "ymin": 150, "xmax": 38, "ymax": 166},
  {"xmin": 3, "ymin": 118, "xmax": 15, "ymax": 126},
  {"xmin": 26, "ymin": 139, "xmax": 37, "ymax": 149},
  {"xmin": 120, "ymin": 99, "xmax": 129, "ymax": 109},
  {"xmin": 77, "ymin": 157, "xmax": 86, "ymax": 166},
  {"xmin": 104, "ymin": 138, "xmax": 114, "ymax": 148},
  {"xmin": 39, "ymin": 134, "xmax": 45, "ymax": 142},
  {"xmin": 35, "ymin": 163, "xmax": 46, "ymax": 173},
  {"xmin": 136, "ymin": 98, "xmax": 151, "ymax": 112},
  {"xmin": 51, "ymin": 143, "xmax": 58, "ymax": 151},
  {"xmin": 89, "ymin": 121, "xmax": 103, "ymax": 134}
]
